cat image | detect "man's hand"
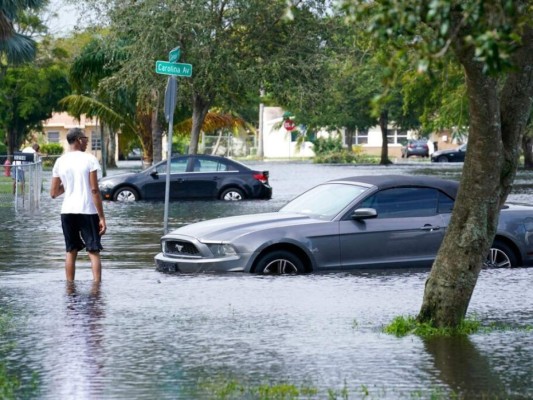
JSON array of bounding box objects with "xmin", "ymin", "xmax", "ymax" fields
[
  {"xmin": 99, "ymin": 218, "xmax": 107, "ymax": 236},
  {"xmin": 50, "ymin": 177, "xmax": 64, "ymax": 198}
]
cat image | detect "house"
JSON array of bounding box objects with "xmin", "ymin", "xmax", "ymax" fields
[
  {"xmin": 41, "ymin": 112, "xmax": 104, "ymax": 160},
  {"xmin": 40, "ymin": 111, "xmax": 463, "ymax": 163},
  {"xmin": 260, "ymin": 107, "xmax": 463, "ymax": 159}
]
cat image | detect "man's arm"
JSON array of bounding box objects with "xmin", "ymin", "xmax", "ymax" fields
[
  {"xmin": 89, "ymin": 170, "xmax": 106, "ymax": 235},
  {"xmin": 50, "ymin": 177, "xmax": 64, "ymax": 198}
]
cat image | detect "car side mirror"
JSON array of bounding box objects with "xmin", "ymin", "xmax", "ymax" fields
[
  {"xmin": 352, "ymin": 208, "xmax": 378, "ymax": 219},
  {"xmin": 150, "ymin": 170, "xmax": 158, "ymax": 178}
]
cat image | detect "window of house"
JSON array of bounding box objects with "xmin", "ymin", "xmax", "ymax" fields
[
  {"xmin": 387, "ymin": 129, "xmax": 408, "ymax": 144},
  {"xmin": 396, "ymin": 130, "xmax": 408, "ymax": 144},
  {"xmin": 47, "ymin": 131, "xmax": 60, "ymax": 143},
  {"xmin": 355, "ymin": 129, "xmax": 368, "ymax": 145},
  {"xmin": 91, "ymin": 131, "xmax": 102, "ymax": 151}
]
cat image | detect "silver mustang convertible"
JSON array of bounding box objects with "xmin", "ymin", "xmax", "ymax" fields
[{"xmin": 154, "ymin": 175, "xmax": 533, "ymax": 274}]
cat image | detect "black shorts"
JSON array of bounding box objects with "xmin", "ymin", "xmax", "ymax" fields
[{"xmin": 61, "ymin": 214, "xmax": 103, "ymax": 253}]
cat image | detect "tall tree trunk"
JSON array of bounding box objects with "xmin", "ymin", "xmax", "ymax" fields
[
  {"xmin": 136, "ymin": 108, "xmax": 153, "ymax": 168},
  {"xmin": 189, "ymin": 92, "xmax": 210, "ymax": 155},
  {"xmin": 378, "ymin": 111, "xmax": 392, "ymax": 165},
  {"xmin": 107, "ymin": 126, "xmax": 117, "ymax": 169},
  {"xmin": 522, "ymin": 135, "xmax": 533, "ymax": 170},
  {"xmin": 151, "ymin": 89, "xmax": 163, "ymax": 164},
  {"xmin": 100, "ymin": 121, "xmax": 107, "ymax": 177},
  {"xmin": 418, "ymin": 23, "xmax": 533, "ymax": 328},
  {"xmin": 345, "ymin": 127, "xmax": 355, "ymax": 150},
  {"xmin": 7, "ymin": 128, "xmax": 16, "ymax": 155}
]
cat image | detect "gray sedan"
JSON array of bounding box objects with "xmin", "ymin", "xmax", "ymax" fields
[{"xmin": 155, "ymin": 175, "xmax": 533, "ymax": 274}]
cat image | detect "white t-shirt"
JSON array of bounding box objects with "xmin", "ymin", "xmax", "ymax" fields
[{"xmin": 52, "ymin": 151, "xmax": 101, "ymax": 214}]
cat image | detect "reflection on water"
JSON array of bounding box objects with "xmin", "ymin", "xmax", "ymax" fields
[
  {"xmin": 423, "ymin": 336, "xmax": 506, "ymax": 398},
  {"xmin": 60, "ymin": 282, "xmax": 106, "ymax": 399},
  {"xmin": 1, "ymin": 162, "xmax": 533, "ymax": 399}
]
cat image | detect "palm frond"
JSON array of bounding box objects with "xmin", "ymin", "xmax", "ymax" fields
[
  {"xmin": 59, "ymin": 94, "xmax": 137, "ymax": 134},
  {"xmin": 0, "ymin": 31, "xmax": 35, "ymax": 64},
  {"xmin": 174, "ymin": 112, "xmax": 251, "ymax": 135}
]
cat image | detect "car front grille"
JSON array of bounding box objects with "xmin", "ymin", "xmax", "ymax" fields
[{"xmin": 165, "ymin": 240, "xmax": 200, "ymax": 256}]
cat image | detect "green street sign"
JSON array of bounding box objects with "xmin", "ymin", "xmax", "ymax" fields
[
  {"xmin": 169, "ymin": 47, "xmax": 180, "ymax": 63},
  {"xmin": 155, "ymin": 61, "xmax": 193, "ymax": 77}
]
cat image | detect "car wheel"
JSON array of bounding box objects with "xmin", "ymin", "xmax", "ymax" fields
[
  {"xmin": 437, "ymin": 155, "xmax": 449, "ymax": 162},
  {"xmin": 220, "ymin": 187, "xmax": 245, "ymax": 201},
  {"xmin": 485, "ymin": 240, "xmax": 517, "ymax": 268},
  {"xmin": 255, "ymin": 250, "xmax": 305, "ymax": 275},
  {"xmin": 113, "ymin": 186, "xmax": 139, "ymax": 202}
]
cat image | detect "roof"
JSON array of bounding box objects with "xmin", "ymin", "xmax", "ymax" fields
[{"xmin": 328, "ymin": 175, "xmax": 459, "ymax": 199}]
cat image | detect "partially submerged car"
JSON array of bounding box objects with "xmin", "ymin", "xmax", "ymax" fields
[
  {"xmin": 431, "ymin": 143, "xmax": 467, "ymax": 163},
  {"xmin": 155, "ymin": 175, "xmax": 533, "ymax": 274},
  {"xmin": 99, "ymin": 154, "xmax": 272, "ymax": 202}
]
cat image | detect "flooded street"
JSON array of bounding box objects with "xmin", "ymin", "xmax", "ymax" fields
[{"xmin": 1, "ymin": 161, "xmax": 533, "ymax": 399}]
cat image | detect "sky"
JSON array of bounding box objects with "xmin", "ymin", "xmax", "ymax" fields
[{"xmin": 44, "ymin": 0, "xmax": 80, "ymax": 36}]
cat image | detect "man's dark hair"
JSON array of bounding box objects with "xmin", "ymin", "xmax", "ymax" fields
[{"xmin": 66, "ymin": 127, "xmax": 84, "ymax": 144}]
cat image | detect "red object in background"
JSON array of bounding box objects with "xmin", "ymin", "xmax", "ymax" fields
[
  {"xmin": 283, "ymin": 119, "xmax": 296, "ymax": 131},
  {"xmin": 4, "ymin": 159, "xmax": 11, "ymax": 176}
]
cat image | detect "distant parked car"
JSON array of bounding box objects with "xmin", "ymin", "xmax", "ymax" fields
[
  {"xmin": 126, "ymin": 148, "xmax": 143, "ymax": 160},
  {"xmin": 155, "ymin": 175, "xmax": 533, "ymax": 274},
  {"xmin": 431, "ymin": 143, "xmax": 467, "ymax": 163},
  {"xmin": 99, "ymin": 154, "xmax": 272, "ymax": 202},
  {"xmin": 401, "ymin": 139, "xmax": 429, "ymax": 158}
]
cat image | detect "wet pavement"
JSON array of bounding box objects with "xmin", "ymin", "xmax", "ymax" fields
[{"xmin": 1, "ymin": 161, "xmax": 532, "ymax": 399}]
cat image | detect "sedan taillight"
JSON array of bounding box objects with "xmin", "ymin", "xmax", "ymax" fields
[{"xmin": 253, "ymin": 171, "xmax": 269, "ymax": 184}]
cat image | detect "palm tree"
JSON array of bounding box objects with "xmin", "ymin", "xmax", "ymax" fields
[{"xmin": 0, "ymin": 0, "xmax": 44, "ymax": 65}]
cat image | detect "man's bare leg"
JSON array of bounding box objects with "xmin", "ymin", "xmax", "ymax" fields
[
  {"xmin": 88, "ymin": 251, "xmax": 102, "ymax": 282},
  {"xmin": 65, "ymin": 250, "xmax": 78, "ymax": 281}
]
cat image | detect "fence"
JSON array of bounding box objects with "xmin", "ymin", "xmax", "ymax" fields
[
  {"xmin": 1, "ymin": 155, "xmax": 43, "ymax": 211},
  {"xmin": 201, "ymin": 133, "xmax": 257, "ymax": 157}
]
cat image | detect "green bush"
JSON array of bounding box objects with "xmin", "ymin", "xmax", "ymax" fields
[
  {"xmin": 311, "ymin": 136, "xmax": 343, "ymax": 155},
  {"xmin": 312, "ymin": 136, "xmax": 380, "ymax": 164},
  {"xmin": 173, "ymin": 135, "xmax": 190, "ymax": 154},
  {"xmin": 39, "ymin": 143, "xmax": 63, "ymax": 155},
  {"xmin": 0, "ymin": 142, "xmax": 6, "ymax": 155},
  {"xmin": 314, "ymin": 150, "xmax": 380, "ymax": 164}
]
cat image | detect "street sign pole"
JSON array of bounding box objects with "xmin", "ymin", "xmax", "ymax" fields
[
  {"xmin": 163, "ymin": 75, "xmax": 177, "ymax": 234},
  {"xmin": 157, "ymin": 47, "xmax": 193, "ymax": 234}
]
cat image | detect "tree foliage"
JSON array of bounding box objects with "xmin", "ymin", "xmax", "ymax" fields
[
  {"xmin": 75, "ymin": 0, "xmax": 332, "ymax": 156},
  {"xmin": 0, "ymin": 47, "xmax": 70, "ymax": 153},
  {"xmin": 0, "ymin": 0, "xmax": 46, "ymax": 65},
  {"xmin": 343, "ymin": 0, "xmax": 533, "ymax": 328}
]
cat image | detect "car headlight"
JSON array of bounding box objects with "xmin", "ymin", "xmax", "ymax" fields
[
  {"xmin": 205, "ymin": 243, "xmax": 237, "ymax": 257},
  {"xmin": 98, "ymin": 181, "xmax": 115, "ymax": 189}
]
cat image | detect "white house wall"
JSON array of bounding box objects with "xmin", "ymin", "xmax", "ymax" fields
[{"xmin": 262, "ymin": 107, "xmax": 315, "ymax": 158}]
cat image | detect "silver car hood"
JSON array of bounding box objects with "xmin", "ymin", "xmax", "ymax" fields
[{"xmin": 166, "ymin": 212, "xmax": 321, "ymax": 241}]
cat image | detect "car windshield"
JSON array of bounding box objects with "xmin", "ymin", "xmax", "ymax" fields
[{"xmin": 280, "ymin": 182, "xmax": 368, "ymax": 219}]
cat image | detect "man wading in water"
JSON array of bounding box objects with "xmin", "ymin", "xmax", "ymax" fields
[{"xmin": 50, "ymin": 128, "xmax": 107, "ymax": 282}]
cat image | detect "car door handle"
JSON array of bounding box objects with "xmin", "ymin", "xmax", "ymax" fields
[
  {"xmin": 176, "ymin": 178, "xmax": 184, "ymax": 183},
  {"xmin": 420, "ymin": 224, "xmax": 440, "ymax": 231}
]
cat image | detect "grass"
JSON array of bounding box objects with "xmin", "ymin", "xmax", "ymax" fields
[
  {"xmin": 0, "ymin": 176, "xmax": 13, "ymax": 195},
  {"xmin": 383, "ymin": 315, "xmax": 532, "ymax": 338},
  {"xmin": 383, "ymin": 315, "xmax": 481, "ymax": 337},
  {"xmin": 195, "ymin": 376, "xmax": 460, "ymax": 399},
  {"xmin": 0, "ymin": 308, "xmax": 40, "ymax": 399}
]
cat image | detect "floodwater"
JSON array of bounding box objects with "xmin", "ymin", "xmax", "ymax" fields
[{"xmin": 1, "ymin": 161, "xmax": 532, "ymax": 399}]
